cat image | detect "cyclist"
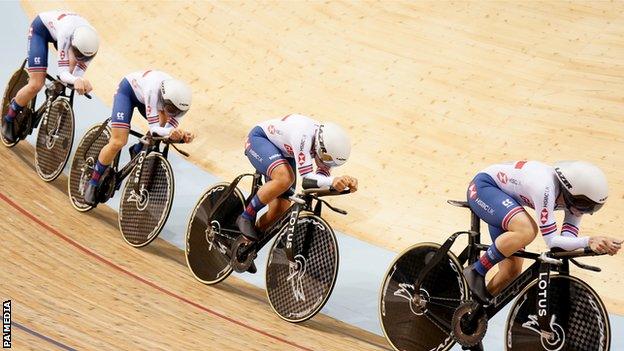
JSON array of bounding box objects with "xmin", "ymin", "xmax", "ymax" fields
[
  {"xmin": 463, "ymin": 160, "xmax": 621, "ymax": 303},
  {"xmin": 2, "ymin": 10, "xmax": 99, "ymax": 143},
  {"xmin": 83, "ymin": 70, "xmax": 194, "ymax": 205},
  {"xmin": 237, "ymin": 114, "xmax": 358, "ymax": 241}
]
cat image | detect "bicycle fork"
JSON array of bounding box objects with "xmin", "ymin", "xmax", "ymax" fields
[{"xmin": 524, "ymin": 257, "xmax": 566, "ymax": 350}]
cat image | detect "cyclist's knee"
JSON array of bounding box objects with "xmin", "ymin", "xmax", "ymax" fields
[
  {"xmin": 269, "ymin": 164, "xmax": 295, "ymax": 190},
  {"xmin": 508, "ymin": 212, "xmax": 537, "ymax": 243},
  {"xmin": 26, "ymin": 74, "xmax": 45, "ymax": 92},
  {"xmin": 108, "ymin": 134, "xmax": 128, "ymax": 151}
]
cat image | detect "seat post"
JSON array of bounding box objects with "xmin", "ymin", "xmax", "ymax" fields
[
  {"xmin": 468, "ymin": 209, "xmax": 482, "ymax": 264},
  {"xmin": 470, "ymin": 210, "xmax": 480, "ymax": 235}
]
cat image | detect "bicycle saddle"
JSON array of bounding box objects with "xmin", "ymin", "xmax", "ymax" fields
[{"xmin": 447, "ymin": 199, "xmax": 469, "ymax": 208}]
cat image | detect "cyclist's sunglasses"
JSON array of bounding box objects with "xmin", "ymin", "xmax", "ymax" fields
[
  {"xmin": 70, "ymin": 46, "xmax": 92, "ymax": 61},
  {"xmin": 163, "ymin": 101, "xmax": 181, "ymax": 116},
  {"xmin": 563, "ymin": 192, "xmax": 603, "ymax": 214}
]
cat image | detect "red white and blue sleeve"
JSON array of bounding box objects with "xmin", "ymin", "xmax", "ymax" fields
[
  {"xmin": 145, "ymin": 89, "xmax": 172, "ymax": 137},
  {"xmin": 294, "ymin": 134, "xmax": 333, "ymax": 187},
  {"xmin": 561, "ymin": 211, "xmax": 582, "ymax": 238},
  {"xmin": 536, "ymin": 186, "xmax": 588, "ymax": 250},
  {"xmin": 56, "ymin": 33, "xmax": 78, "ymax": 84},
  {"xmin": 71, "ymin": 58, "xmax": 90, "ymax": 78}
]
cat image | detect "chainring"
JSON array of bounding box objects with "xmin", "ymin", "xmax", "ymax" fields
[
  {"xmin": 452, "ymin": 301, "xmax": 488, "ymax": 347},
  {"xmin": 230, "ymin": 236, "xmax": 257, "ymax": 273}
]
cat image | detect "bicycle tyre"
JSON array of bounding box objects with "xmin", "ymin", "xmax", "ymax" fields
[{"xmin": 266, "ymin": 213, "xmax": 339, "ymax": 323}]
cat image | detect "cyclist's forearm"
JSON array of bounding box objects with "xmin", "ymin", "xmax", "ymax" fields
[
  {"xmin": 543, "ymin": 234, "xmax": 589, "ymax": 251},
  {"xmin": 148, "ymin": 124, "xmax": 173, "ymax": 137},
  {"xmin": 302, "ymin": 173, "xmax": 333, "ymax": 188},
  {"xmin": 58, "ymin": 70, "xmax": 78, "ymax": 85}
]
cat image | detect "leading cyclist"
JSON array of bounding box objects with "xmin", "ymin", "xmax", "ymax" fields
[{"xmin": 463, "ymin": 160, "xmax": 622, "ymax": 303}]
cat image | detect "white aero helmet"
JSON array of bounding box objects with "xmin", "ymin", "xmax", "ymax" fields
[
  {"xmin": 315, "ymin": 122, "xmax": 351, "ymax": 167},
  {"xmin": 554, "ymin": 161, "xmax": 608, "ymax": 214},
  {"xmin": 160, "ymin": 79, "xmax": 192, "ymax": 114},
  {"xmin": 71, "ymin": 25, "xmax": 99, "ymax": 58}
]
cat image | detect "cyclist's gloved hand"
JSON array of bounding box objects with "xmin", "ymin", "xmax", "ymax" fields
[
  {"xmin": 74, "ymin": 78, "xmax": 93, "ymax": 95},
  {"xmin": 589, "ymin": 236, "xmax": 621, "ymax": 255},
  {"xmin": 169, "ymin": 128, "xmax": 183, "ymax": 142},
  {"xmin": 182, "ymin": 131, "xmax": 195, "ymax": 143},
  {"xmin": 332, "ymin": 175, "xmax": 358, "ymax": 193}
]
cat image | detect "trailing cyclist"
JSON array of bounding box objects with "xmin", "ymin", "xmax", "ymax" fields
[{"xmin": 2, "ymin": 10, "xmax": 99, "ymax": 143}]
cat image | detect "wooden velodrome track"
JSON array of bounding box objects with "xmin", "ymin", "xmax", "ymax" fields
[
  {"xmin": 0, "ymin": 143, "xmax": 387, "ymax": 350},
  {"xmin": 1, "ymin": 0, "xmax": 623, "ymax": 349}
]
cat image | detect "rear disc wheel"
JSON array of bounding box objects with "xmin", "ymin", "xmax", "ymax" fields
[
  {"xmin": 379, "ymin": 242, "xmax": 467, "ymax": 351},
  {"xmin": 185, "ymin": 182, "xmax": 245, "ymax": 285}
]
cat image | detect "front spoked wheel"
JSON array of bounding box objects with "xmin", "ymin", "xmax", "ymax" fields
[
  {"xmin": 505, "ymin": 275, "xmax": 610, "ymax": 351},
  {"xmin": 185, "ymin": 183, "xmax": 245, "ymax": 285},
  {"xmin": 67, "ymin": 123, "xmax": 111, "ymax": 212},
  {"xmin": 379, "ymin": 242, "xmax": 468, "ymax": 351},
  {"xmin": 35, "ymin": 99, "xmax": 74, "ymax": 181},
  {"xmin": 266, "ymin": 214, "xmax": 339, "ymax": 323},
  {"xmin": 1, "ymin": 65, "xmax": 33, "ymax": 147},
  {"xmin": 119, "ymin": 153, "xmax": 174, "ymax": 247}
]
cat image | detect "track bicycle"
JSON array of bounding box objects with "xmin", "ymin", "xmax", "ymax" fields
[
  {"xmin": 186, "ymin": 172, "xmax": 350, "ymax": 322},
  {"xmin": 67, "ymin": 118, "xmax": 189, "ymax": 247},
  {"xmin": 379, "ymin": 200, "xmax": 610, "ymax": 351},
  {"xmin": 1, "ymin": 58, "xmax": 92, "ymax": 181}
]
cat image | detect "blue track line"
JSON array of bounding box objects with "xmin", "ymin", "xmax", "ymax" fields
[{"xmin": 12, "ymin": 321, "xmax": 78, "ymax": 351}]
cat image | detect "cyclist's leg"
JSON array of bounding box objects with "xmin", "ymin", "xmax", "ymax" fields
[
  {"xmin": 95, "ymin": 79, "xmax": 135, "ymax": 173},
  {"xmin": 487, "ymin": 255, "xmax": 524, "ymax": 295},
  {"xmin": 486, "ymin": 213, "xmax": 536, "ymax": 295},
  {"xmin": 463, "ymin": 173, "xmax": 529, "ymax": 302},
  {"xmin": 84, "ymin": 79, "xmax": 134, "ymax": 204},
  {"xmin": 256, "ymin": 158, "xmax": 297, "ymax": 232},
  {"xmin": 14, "ymin": 16, "xmax": 52, "ymax": 108},
  {"xmin": 3, "ymin": 16, "xmax": 50, "ymax": 141},
  {"xmin": 237, "ymin": 127, "xmax": 294, "ymax": 239}
]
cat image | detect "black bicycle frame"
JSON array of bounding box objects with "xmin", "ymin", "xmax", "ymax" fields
[
  {"xmin": 414, "ymin": 200, "xmax": 601, "ymax": 334},
  {"xmin": 112, "ymin": 129, "xmax": 172, "ymax": 193},
  {"xmin": 217, "ymin": 172, "xmax": 333, "ymax": 263},
  {"xmin": 21, "ymin": 74, "xmax": 74, "ymax": 135}
]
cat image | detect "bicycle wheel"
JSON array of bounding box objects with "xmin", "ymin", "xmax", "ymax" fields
[
  {"xmin": 505, "ymin": 275, "xmax": 610, "ymax": 351},
  {"xmin": 67, "ymin": 123, "xmax": 111, "ymax": 212},
  {"xmin": 35, "ymin": 99, "xmax": 74, "ymax": 181},
  {"xmin": 1, "ymin": 65, "xmax": 33, "ymax": 147},
  {"xmin": 266, "ymin": 214, "xmax": 339, "ymax": 323},
  {"xmin": 379, "ymin": 242, "xmax": 467, "ymax": 351},
  {"xmin": 119, "ymin": 153, "xmax": 174, "ymax": 247},
  {"xmin": 185, "ymin": 183, "xmax": 245, "ymax": 285}
]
